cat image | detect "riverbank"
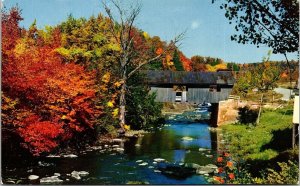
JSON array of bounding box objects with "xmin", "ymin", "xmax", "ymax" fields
[{"xmin": 217, "ymin": 104, "xmax": 299, "ymax": 184}]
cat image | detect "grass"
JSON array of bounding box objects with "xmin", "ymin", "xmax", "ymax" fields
[{"xmin": 221, "ymin": 105, "xmax": 294, "ymax": 161}]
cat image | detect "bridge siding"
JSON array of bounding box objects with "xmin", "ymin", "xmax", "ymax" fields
[
  {"xmin": 187, "ymin": 88, "xmax": 232, "ymax": 104},
  {"xmin": 150, "ymin": 87, "xmax": 232, "ymax": 104},
  {"xmin": 150, "ymin": 87, "xmax": 175, "ymax": 102}
]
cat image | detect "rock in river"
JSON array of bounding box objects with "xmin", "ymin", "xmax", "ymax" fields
[
  {"xmin": 153, "ymin": 158, "xmax": 165, "ymax": 162},
  {"xmin": 181, "ymin": 136, "xmax": 193, "ymax": 141},
  {"xmin": 184, "ymin": 163, "xmax": 201, "ymax": 169},
  {"xmin": 71, "ymin": 171, "xmax": 89, "ymax": 180},
  {"xmin": 40, "ymin": 176, "xmax": 63, "ymax": 183},
  {"xmin": 196, "ymin": 166, "xmax": 216, "ymax": 175},
  {"xmin": 198, "ymin": 148, "xmax": 209, "ymax": 151},
  {"xmin": 159, "ymin": 165, "xmax": 196, "ymax": 179},
  {"xmin": 63, "ymin": 154, "xmax": 78, "ymax": 158},
  {"xmin": 138, "ymin": 162, "xmax": 148, "ymax": 166},
  {"xmin": 28, "ymin": 175, "xmax": 39, "ymax": 180}
]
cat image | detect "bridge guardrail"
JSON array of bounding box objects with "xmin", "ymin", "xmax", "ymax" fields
[{"xmin": 228, "ymin": 95, "xmax": 240, "ymax": 100}]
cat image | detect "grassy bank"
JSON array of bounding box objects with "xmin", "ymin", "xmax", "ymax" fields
[
  {"xmin": 218, "ymin": 104, "xmax": 299, "ymax": 183},
  {"xmin": 221, "ymin": 105, "xmax": 294, "ymax": 161}
]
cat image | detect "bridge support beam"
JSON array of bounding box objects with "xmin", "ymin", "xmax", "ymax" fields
[{"xmin": 209, "ymin": 103, "xmax": 219, "ymax": 127}]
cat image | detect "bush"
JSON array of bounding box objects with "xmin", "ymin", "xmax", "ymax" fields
[
  {"xmin": 237, "ymin": 106, "xmax": 258, "ymax": 124},
  {"xmin": 264, "ymin": 161, "xmax": 299, "ymax": 184},
  {"xmin": 126, "ymin": 73, "xmax": 164, "ymax": 130}
]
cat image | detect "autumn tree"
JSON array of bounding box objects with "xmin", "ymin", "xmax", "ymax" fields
[
  {"xmin": 191, "ymin": 55, "xmax": 207, "ymax": 71},
  {"xmin": 249, "ymin": 57, "xmax": 281, "ymax": 91},
  {"xmin": 179, "ymin": 52, "xmax": 192, "ymax": 71},
  {"xmin": 2, "ymin": 9, "xmax": 100, "ymax": 155},
  {"xmin": 103, "ymin": 0, "xmax": 183, "ymax": 132}
]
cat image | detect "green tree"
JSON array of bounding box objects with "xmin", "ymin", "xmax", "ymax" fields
[
  {"xmin": 126, "ymin": 73, "xmax": 164, "ymax": 130},
  {"xmin": 173, "ymin": 49, "xmax": 184, "ymax": 71},
  {"xmin": 216, "ymin": 0, "xmax": 298, "ymax": 87}
]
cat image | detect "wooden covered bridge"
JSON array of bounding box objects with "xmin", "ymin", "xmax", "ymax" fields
[{"xmin": 143, "ymin": 70, "xmax": 236, "ymax": 127}]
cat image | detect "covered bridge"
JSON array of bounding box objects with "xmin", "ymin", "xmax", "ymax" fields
[{"xmin": 143, "ymin": 70, "xmax": 235, "ymax": 104}]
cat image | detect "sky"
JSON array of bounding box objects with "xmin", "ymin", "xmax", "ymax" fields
[{"xmin": 2, "ymin": 0, "xmax": 298, "ymax": 63}]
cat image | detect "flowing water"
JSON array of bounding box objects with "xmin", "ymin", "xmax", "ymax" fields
[{"xmin": 2, "ymin": 116, "xmax": 219, "ymax": 184}]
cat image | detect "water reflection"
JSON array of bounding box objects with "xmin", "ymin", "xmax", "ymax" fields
[
  {"xmin": 126, "ymin": 121, "xmax": 218, "ymax": 165},
  {"xmin": 3, "ymin": 120, "xmax": 220, "ymax": 185}
]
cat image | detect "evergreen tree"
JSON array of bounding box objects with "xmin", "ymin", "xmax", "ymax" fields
[{"xmin": 173, "ymin": 49, "xmax": 184, "ymax": 71}]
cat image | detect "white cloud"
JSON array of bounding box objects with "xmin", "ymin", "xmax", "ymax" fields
[{"xmin": 191, "ymin": 21, "xmax": 200, "ymax": 30}]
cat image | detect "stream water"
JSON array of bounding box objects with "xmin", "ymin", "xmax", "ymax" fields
[{"xmin": 2, "ymin": 114, "xmax": 219, "ymax": 184}]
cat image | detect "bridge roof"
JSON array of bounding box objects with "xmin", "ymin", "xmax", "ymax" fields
[{"xmin": 142, "ymin": 70, "xmax": 235, "ymax": 85}]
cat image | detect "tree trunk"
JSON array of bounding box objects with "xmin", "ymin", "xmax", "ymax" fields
[
  {"xmin": 119, "ymin": 80, "xmax": 126, "ymax": 132},
  {"xmin": 256, "ymin": 93, "xmax": 264, "ymax": 125}
]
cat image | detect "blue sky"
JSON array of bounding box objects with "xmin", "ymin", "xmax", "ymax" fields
[{"xmin": 3, "ymin": 0, "xmax": 298, "ymax": 63}]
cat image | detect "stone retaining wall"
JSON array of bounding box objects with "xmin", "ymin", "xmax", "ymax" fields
[{"xmin": 217, "ymin": 99, "xmax": 239, "ymax": 126}]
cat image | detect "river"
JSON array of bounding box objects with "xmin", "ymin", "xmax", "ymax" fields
[{"xmin": 2, "ymin": 116, "xmax": 219, "ymax": 184}]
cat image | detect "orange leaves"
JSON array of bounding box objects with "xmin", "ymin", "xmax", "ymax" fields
[
  {"xmin": 2, "ymin": 10, "xmax": 100, "ymax": 155},
  {"xmin": 18, "ymin": 115, "xmax": 64, "ymax": 156},
  {"xmin": 102, "ymin": 72, "xmax": 111, "ymax": 83},
  {"xmin": 156, "ymin": 47, "xmax": 163, "ymax": 55},
  {"xmin": 213, "ymin": 176, "xmax": 225, "ymax": 184},
  {"xmin": 228, "ymin": 173, "xmax": 235, "ymax": 180},
  {"xmin": 215, "ymin": 151, "xmax": 236, "ymax": 184},
  {"xmin": 226, "ymin": 161, "xmax": 234, "ymax": 168},
  {"xmin": 179, "ymin": 52, "xmax": 192, "ymax": 71},
  {"xmin": 217, "ymin": 157, "xmax": 223, "ymax": 163}
]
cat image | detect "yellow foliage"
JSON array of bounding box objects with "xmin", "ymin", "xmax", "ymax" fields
[
  {"xmin": 124, "ymin": 124, "xmax": 130, "ymax": 131},
  {"xmin": 143, "ymin": 31, "xmax": 150, "ymax": 40},
  {"xmin": 114, "ymin": 81, "xmax": 122, "ymax": 88},
  {"xmin": 102, "ymin": 72, "xmax": 111, "ymax": 83},
  {"xmin": 206, "ymin": 64, "xmax": 217, "ymax": 72},
  {"xmin": 107, "ymin": 101, "xmax": 114, "ymax": 108},
  {"xmin": 100, "ymin": 85, "xmax": 108, "ymax": 91},
  {"xmin": 112, "ymin": 108, "xmax": 119, "ymax": 117},
  {"xmin": 166, "ymin": 54, "xmax": 172, "ymax": 61},
  {"xmin": 215, "ymin": 63, "xmax": 227, "ymax": 70},
  {"xmin": 14, "ymin": 39, "xmax": 27, "ymax": 57}
]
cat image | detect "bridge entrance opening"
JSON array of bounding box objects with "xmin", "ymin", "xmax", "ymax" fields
[{"xmin": 175, "ymin": 92, "xmax": 182, "ymax": 102}]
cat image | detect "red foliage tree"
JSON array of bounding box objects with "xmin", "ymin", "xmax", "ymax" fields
[
  {"xmin": 179, "ymin": 52, "xmax": 192, "ymax": 71},
  {"xmin": 2, "ymin": 8, "xmax": 100, "ymax": 156}
]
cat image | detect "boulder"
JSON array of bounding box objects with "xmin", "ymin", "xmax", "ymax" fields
[
  {"xmin": 184, "ymin": 163, "xmax": 201, "ymax": 169},
  {"xmin": 153, "ymin": 158, "xmax": 165, "ymax": 162},
  {"xmin": 206, "ymin": 164, "xmax": 218, "ymax": 169},
  {"xmin": 136, "ymin": 160, "xmax": 143, "ymax": 163},
  {"xmin": 71, "ymin": 171, "xmax": 89, "ymax": 180},
  {"xmin": 138, "ymin": 162, "xmax": 148, "ymax": 166},
  {"xmin": 114, "ymin": 148, "xmax": 124, "ymax": 152},
  {"xmin": 40, "ymin": 176, "xmax": 63, "ymax": 183},
  {"xmin": 198, "ymin": 148, "xmax": 209, "ymax": 151},
  {"xmin": 159, "ymin": 165, "xmax": 196, "ymax": 179},
  {"xmin": 196, "ymin": 166, "xmax": 215, "ymax": 175},
  {"xmin": 46, "ymin": 154, "xmax": 60, "ymax": 158},
  {"xmin": 28, "ymin": 175, "xmax": 39, "ymax": 180},
  {"xmin": 112, "ymin": 138, "xmax": 123, "ymax": 143},
  {"xmin": 54, "ymin": 173, "xmax": 61, "ymax": 177},
  {"xmin": 63, "ymin": 154, "xmax": 78, "ymax": 158},
  {"xmin": 181, "ymin": 136, "xmax": 193, "ymax": 141}
]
